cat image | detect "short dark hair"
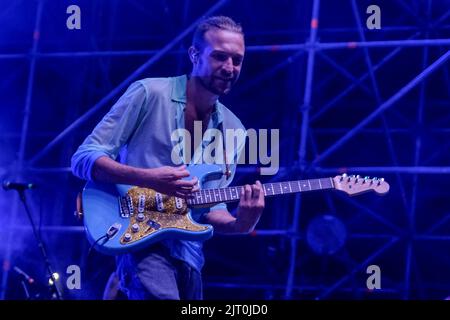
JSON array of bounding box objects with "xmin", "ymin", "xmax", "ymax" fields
[{"xmin": 192, "ymin": 16, "xmax": 244, "ymax": 51}]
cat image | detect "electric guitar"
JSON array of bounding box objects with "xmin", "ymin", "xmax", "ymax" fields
[{"xmin": 81, "ymin": 164, "xmax": 389, "ymax": 255}]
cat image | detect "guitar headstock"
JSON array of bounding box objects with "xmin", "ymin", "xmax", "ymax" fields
[{"xmin": 333, "ymin": 174, "xmax": 390, "ymax": 196}]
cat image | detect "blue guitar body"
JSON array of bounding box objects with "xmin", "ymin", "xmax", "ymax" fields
[{"xmin": 82, "ymin": 164, "xmax": 223, "ymax": 255}]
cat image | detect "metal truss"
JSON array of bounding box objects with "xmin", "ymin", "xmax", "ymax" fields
[{"xmin": 1, "ymin": 0, "xmax": 450, "ymax": 300}]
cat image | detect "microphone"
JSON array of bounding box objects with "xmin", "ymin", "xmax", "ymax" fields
[
  {"xmin": 13, "ymin": 266, "xmax": 35, "ymax": 284},
  {"xmin": 2, "ymin": 181, "xmax": 34, "ymax": 191}
]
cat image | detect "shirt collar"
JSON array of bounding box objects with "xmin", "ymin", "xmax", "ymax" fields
[
  {"xmin": 171, "ymin": 74, "xmax": 187, "ymax": 103},
  {"xmin": 171, "ymin": 74, "xmax": 224, "ymax": 125}
]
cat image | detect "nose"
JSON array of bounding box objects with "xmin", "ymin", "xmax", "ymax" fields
[{"xmin": 221, "ymin": 57, "xmax": 234, "ymax": 75}]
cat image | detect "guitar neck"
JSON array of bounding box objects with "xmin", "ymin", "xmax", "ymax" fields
[{"xmin": 187, "ymin": 177, "xmax": 335, "ymax": 207}]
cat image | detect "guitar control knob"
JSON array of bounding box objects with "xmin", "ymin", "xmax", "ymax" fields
[
  {"xmin": 123, "ymin": 233, "xmax": 132, "ymax": 242},
  {"xmin": 136, "ymin": 213, "xmax": 145, "ymax": 222},
  {"xmin": 131, "ymin": 223, "xmax": 140, "ymax": 233}
]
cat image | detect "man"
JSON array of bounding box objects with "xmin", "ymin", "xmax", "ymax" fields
[{"xmin": 72, "ymin": 16, "xmax": 264, "ymax": 300}]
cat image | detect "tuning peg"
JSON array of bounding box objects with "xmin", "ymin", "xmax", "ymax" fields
[
  {"xmin": 355, "ymin": 175, "xmax": 360, "ymax": 183},
  {"xmin": 377, "ymin": 178, "xmax": 384, "ymax": 186},
  {"xmin": 340, "ymin": 173, "xmax": 347, "ymax": 181},
  {"xmin": 371, "ymin": 177, "xmax": 378, "ymax": 184}
]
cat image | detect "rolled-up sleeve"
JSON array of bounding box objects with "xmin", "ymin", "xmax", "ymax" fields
[{"xmin": 71, "ymin": 81, "xmax": 147, "ymax": 181}]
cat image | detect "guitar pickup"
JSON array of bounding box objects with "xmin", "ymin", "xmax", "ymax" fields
[
  {"xmin": 118, "ymin": 196, "xmax": 129, "ymax": 217},
  {"xmin": 155, "ymin": 193, "xmax": 164, "ymax": 212},
  {"xmin": 138, "ymin": 194, "xmax": 146, "ymax": 213},
  {"xmin": 118, "ymin": 195, "xmax": 134, "ymax": 218},
  {"xmin": 175, "ymin": 197, "xmax": 183, "ymax": 210}
]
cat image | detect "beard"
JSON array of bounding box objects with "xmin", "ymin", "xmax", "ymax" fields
[{"xmin": 199, "ymin": 75, "xmax": 236, "ymax": 96}]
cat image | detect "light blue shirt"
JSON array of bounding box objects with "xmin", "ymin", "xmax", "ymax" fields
[{"xmin": 71, "ymin": 75, "xmax": 246, "ymax": 271}]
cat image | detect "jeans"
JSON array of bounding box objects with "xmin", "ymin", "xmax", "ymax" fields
[{"xmin": 116, "ymin": 244, "xmax": 203, "ymax": 300}]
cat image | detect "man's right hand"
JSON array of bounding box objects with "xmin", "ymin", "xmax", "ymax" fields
[
  {"xmin": 91, "ymin": 157, "xmax": 199, "ymax": 198},
  {"xmin": 144, "ymin": 165, "xmax": 199, "ymax": 198}
]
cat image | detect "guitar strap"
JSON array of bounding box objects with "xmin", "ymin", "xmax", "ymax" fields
[{"xmin": 219, "ymin": 122, "xmax": 232, "ymax": 180}]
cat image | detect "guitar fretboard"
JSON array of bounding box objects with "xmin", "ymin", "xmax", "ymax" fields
[{"xmin": 187, "ymin": 178, "xmax": 334, "ymax": 206}]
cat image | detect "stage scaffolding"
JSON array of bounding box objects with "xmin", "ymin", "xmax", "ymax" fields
[{"xmin": 1, "ymin": 0, "xmax": 450, "ymax": 299}]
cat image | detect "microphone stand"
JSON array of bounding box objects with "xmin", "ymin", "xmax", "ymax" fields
[
  {"xmin": 20, "ymin": 279, "xmax": 31, "ymax": 300},
  {"xmin": 16, "ymin": 189, "xmax": 63, "ymax": 300}
]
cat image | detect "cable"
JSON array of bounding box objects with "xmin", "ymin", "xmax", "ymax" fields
[{"xmin": 87, "ymin": 234, "xmax": 108, "ymax": 260}]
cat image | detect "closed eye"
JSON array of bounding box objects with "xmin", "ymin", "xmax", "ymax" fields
[
  {"xmin": 232, "ymin": 56, "xmax": 243, "ymax": 66},
  {"xmin": 211, "ymin": 51, "xmax": 243, "ymax": 66},
  {"xmin": 211, "ymin": 52, "xmax": 228, "ymax": 62}
]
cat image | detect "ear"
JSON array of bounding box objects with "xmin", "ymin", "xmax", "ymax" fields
[{"xmin": 188, "ymin": 46, "xmax": 199, "ymax": 64}]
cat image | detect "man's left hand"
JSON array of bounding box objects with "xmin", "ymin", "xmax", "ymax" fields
[{"xmin": 235, "ymin": 180, "xmax": 265, "ymax": 233}]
